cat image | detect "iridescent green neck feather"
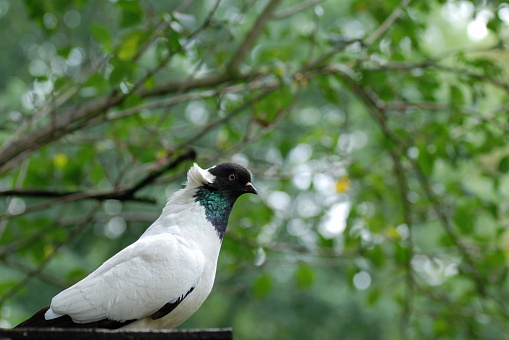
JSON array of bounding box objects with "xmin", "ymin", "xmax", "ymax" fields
[{"xmin": 194, "ymin": 186, "xmax": 237, "ymax": 240}]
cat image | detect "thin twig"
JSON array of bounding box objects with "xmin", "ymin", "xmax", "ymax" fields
[
  {"xmin": 340, "ymin": 66, "xmax": 509, "ymax": 321},
  {"xmin": 88, "ymin": 73, "xmax": 274, "ymax": 127},
  {"xmin": 3, "ymin": 257, "xmax": 69, "ymax": 289},
  {"xmin": 389, "ymin": 145, "xmax": 414, "ymax": 337},
  {"xmin": 272, "ymin": 0, "xmax": 327, "ymax": 20},
  {"xmin": 368, "ymin": 61, "xmax": 509, "ymax": 93},
  {"xmin": 364, "ymin": 0, "xmax": 413, "ymax": 46},
  {"xmin": 0, "ymin": 4, "xmax": 220, "ymax": 175},
  {"xmin": 412, "ymin": 160, "xmax": 509, "ymax": 320},
  {"xmin": 179, "ymin": 87, "xmax": 278, "ymax": 148},
  {"xmin": 0, "ymin": 150, "xmax": 196, "ymax": 219},
  {"xmin": 227, "ymin": 0, "xmax": 282, "ymax": 71}
]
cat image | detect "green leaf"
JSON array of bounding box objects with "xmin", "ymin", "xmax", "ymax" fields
[
  {"xmin": 499, "ymin": 156, "xmax": 509, "ymax": 173},
  {"xmin": 0, "ymin": 280, "xmax": 19, "ymax": 295},
  {"xmin": 454, "ymin": 203, "xmax": 474, "ymax": 234},
  {"xmin": 167, "ymin": 30, "xmax": 183, "ymax": 54},
  {"xmin": 394, "ymin": 242, "xmax": 407, "ymax": 265},
  {"xmin": 366, "ymin": 245, "xmax": 386, "ymax": 267},
  {"xmin": 65, "ymin": 268, "xmax": 88, "ymax": 282},
  {"xmin": 367, "ymin": 289, "xmax": 381, "ymax": 306},
  {"xmin": 487, "ymin": 16, "xmax": 502, "ymax": 34},
  {"xmin": 469, "ymin": 58, "xmax": 503, "ymax": 78},
  {"xmin": 319, "ymin": 77, "xmax": 341, "ymax": 104},
  {"xmin": 109, "ymin": 67, "xmax": 125, "ymax": 87},
  {"xmin": 144, "ymin": 76, "xmax": 155, "ymax": 90},
  {"xmin": 252, "ymin": 273, "xmax": 272, "ymax": 299},
  {"xmin": 450, "ymin": 85, "xmax": 464, "ymax": 108},
  {"xmin": 294, "ymin": 264, "xmax": 315, "ymax": 290},
  {"xmin": 119, "ymin": 0, "xmax": 143, "ymax": 28},
  {"xmin": 83, "ymin": 73, "xmax": 108, "ymax": 92},
  {"xmin": 108, "ymin": 60, "xmax": 135, "ymax": 86},
  {"xmin": 90, "ymin": 24, "xmax": 112, "ymax": 51},
  {"xmin": 121, "ymin": 93, "xmax": 143, "ymax": 109},
  {"xmin": 117, "ymin": 32, "xmax": 142, "ymax": 61},
  {"xmin": 417, "ymin": 147, "xmax": 434, "ymax": 177}
]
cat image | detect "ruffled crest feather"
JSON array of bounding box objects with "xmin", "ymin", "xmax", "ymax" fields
[{"xmin": 185, "ymin": 163, "xmax": 215, "ymax": 188}]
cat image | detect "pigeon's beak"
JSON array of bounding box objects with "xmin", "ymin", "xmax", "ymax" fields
[{"xmin": 245, "ymin": 182, "xmax": 258, "ymax": 195}]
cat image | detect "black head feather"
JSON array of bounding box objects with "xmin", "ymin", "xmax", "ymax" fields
[
  {"xmin": 194, "ymin": 162, "xmax": 257, "ymax": 240},
  {"xmin": 207, "ymin": 162, "xmax": 257, "ymax": 196}
]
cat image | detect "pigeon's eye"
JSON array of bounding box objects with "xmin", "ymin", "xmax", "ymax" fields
[{"xmin": 228, "ymin": 173, "xmax": 237, "ymax": 182}]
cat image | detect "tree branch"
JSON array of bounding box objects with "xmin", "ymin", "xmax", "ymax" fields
[
  {"xmin": 412, "ymin": 160, "xmax": 509, "ymax": 320},
  {"xmin": 364, "ymin": 0, "xmax": 413, "ymax": 46},
  {"xmin": 0, "ymin": 149, "xmax": 196, "ymax": 219},
  {"xmin": 298, "ymin": 0, "xmax": 413, "ymax": 73},
  {"xmin": 0, "ymin": 5, "xmax": 221, "ymax": 175},
  {"xmin": 368, "ymin": 61, "xmax": 509, "ymax": 93},
  {"xmin": 122, "ymin": 149, "xmax": 196, "ymax": 197},
  {"xmin": 3, "ymin": 257, "xmax": 69, "ymax": 289},
  {"xmin": 389, "ymin": 136, "xmax": 415, "ymax": 338},
  {"xmin": 227, "ymin": 0, "xmax": 282, "ymax": 72},
  {"xmin": 339, "ymin": 66, "xmax": 509, "ymax": 321},
  {"xmin": 272, "ymin": 0, "xmax": 326, "ymax": 20},
  {"xmin": 0, "ymin": 188, "xmax": 152, "ymax": 202},
  {"xmin": 178, "ymin": 86, "xmax": 279, "ymax": 149},
  {"xmin": 85, "ymin": 73, "xmax": 274, "ymax": 128}
]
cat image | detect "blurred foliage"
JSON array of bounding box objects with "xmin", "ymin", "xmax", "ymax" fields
[{"xmin": 1, "ymin": 0, "xmax": 509, "ymax": 339}]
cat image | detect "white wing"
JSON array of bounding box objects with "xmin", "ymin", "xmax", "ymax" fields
[{"xmin": 48, "ymin": 234, "xmax": 204, "ymax": 323}]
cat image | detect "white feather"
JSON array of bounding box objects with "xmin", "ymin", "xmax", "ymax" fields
[
  {"xmin": 45, "ymin": 166, "xmax": 223, "ymax": 328},
  {"xmin": 47, "ymin": 234, "xmax": 205, "ymax": 323},
  {"xmin": 185, "ymin": 163, "xmax": 215, "ymax": 188},
  {"xmin": 44, "ymin": 308, "xmax": 63, "ymax": 319}
]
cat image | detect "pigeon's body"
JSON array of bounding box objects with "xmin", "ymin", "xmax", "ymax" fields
[{"xmin": 16, "ymin": 162, "xmax": 256, "ymax": 329}]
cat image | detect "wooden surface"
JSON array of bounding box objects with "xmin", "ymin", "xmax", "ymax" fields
[{"xmin": 0, "ymin": 328, "xmax": 232, "ymax": 340}]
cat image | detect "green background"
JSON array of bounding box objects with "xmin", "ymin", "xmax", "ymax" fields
[{"xmin": 1, "ymin": 0, "xmax": 509, "ymax": 338}]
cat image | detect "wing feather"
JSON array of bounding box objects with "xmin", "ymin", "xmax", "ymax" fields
[{"xmin": 48, "ymin": 234, "xmax": 204, "ymax": 323}]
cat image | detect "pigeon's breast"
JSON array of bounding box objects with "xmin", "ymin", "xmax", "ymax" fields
[
  {"xmin": 121, "ymin": 250, "xmax": 218, "ymax": 329},
  {"xmin": 122, "ymin": 200, "xmax": 222, "ymax": 329}
]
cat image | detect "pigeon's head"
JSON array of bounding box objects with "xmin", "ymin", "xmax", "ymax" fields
[
  {"xmin": 188, "ymin": 162, "xmax": 257, "ymax": 239},
  {"xmin": 207, "ymin": 162, "xmax": 257, "ymax": 197},
  {"xmin": 186, "ymin": 162, "xmax": 257, "ymax": 198}
]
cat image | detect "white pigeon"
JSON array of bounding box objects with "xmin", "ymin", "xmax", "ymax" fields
[{"xmin": 16, "ymin": 162, "xmax": 257, "ymax": 329}]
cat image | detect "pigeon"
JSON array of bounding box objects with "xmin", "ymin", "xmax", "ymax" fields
[{"xmin": 15, "ymin": 162, "xmax": 257, "ymax": 329}]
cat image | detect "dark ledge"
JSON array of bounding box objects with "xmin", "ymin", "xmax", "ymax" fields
[{"xmin": 0, "ymin": 328, "xmax": 232, "ymax": 340}]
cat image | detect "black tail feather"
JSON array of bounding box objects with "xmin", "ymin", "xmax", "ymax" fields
[
  {"xmin": 15, "ymin": 306, "xmax": 135, "ymax": 329},
  {"xmin": 15, "ymin": 306, "xmax": 52, "ymax": 328}
]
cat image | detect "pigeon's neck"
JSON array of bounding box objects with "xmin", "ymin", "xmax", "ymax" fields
[{"xmin": 194, "ymin": 186, "xmax": 237, "ymax": 240}]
